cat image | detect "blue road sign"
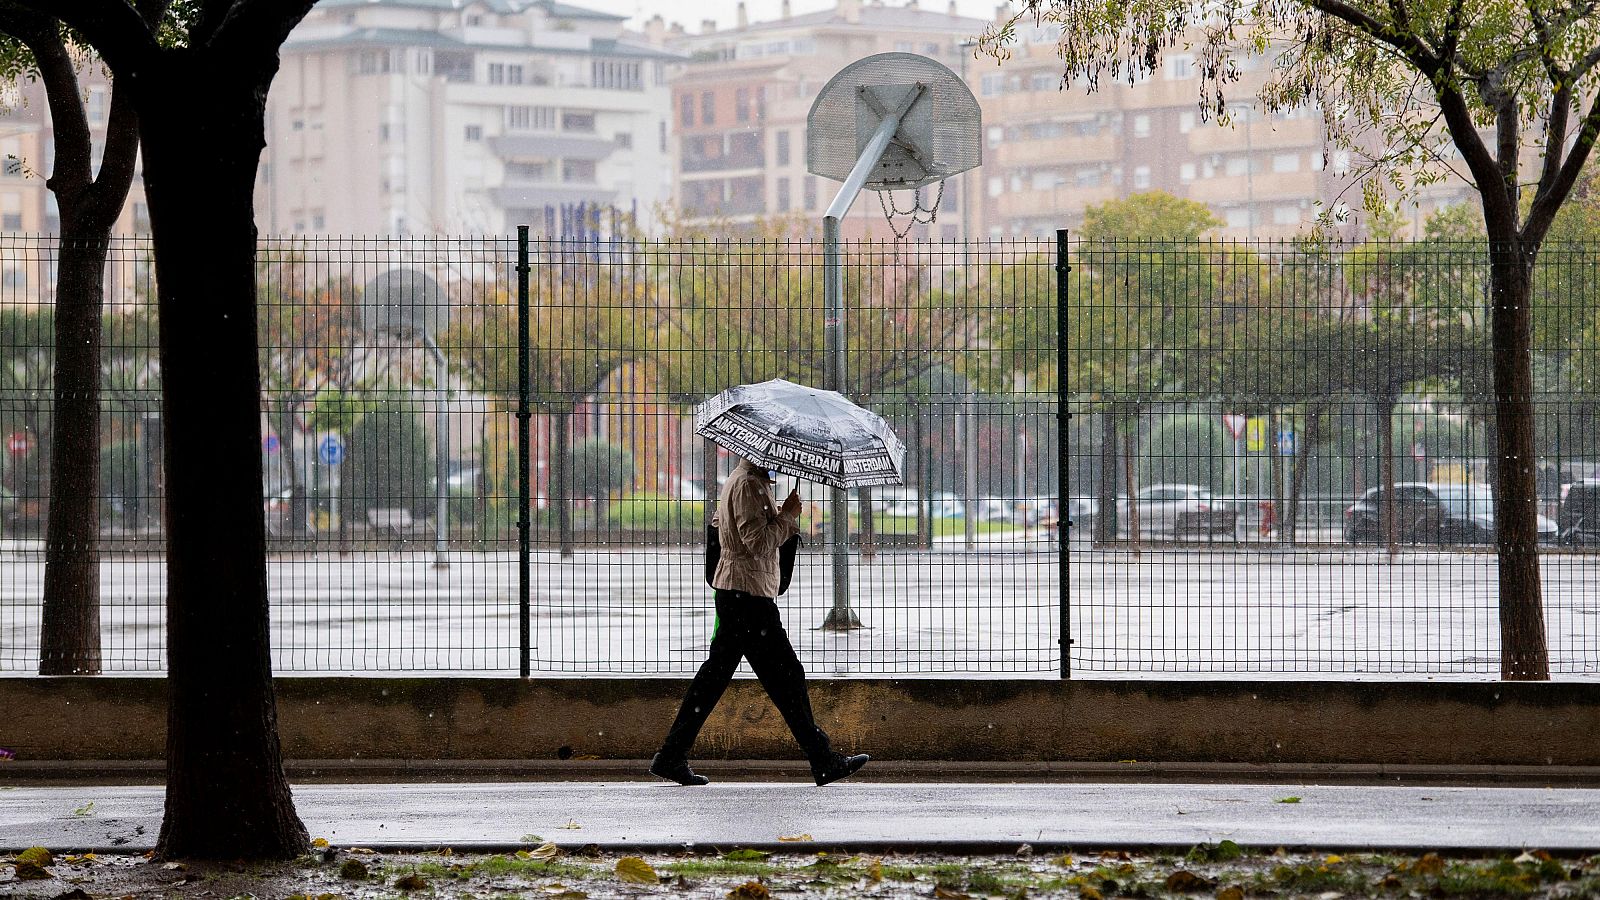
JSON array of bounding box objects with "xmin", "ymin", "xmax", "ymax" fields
[
  {"xmin": 263, "ymin": 434, "xmax": 280, "ymax": 454},
  {"xmin": 1277, "ymin": 430, "xmax": 1296, "ymax": 457},
  {"xmin": 318, "ymin": 434, "xmax": 345, "ymax": 466}
]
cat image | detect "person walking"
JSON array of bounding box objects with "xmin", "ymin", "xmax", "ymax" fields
[{"xmin": 650, "ymin": 458, "xmax": 869, "ymax": 787}]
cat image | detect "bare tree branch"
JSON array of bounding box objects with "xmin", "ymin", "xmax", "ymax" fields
[
  {"xmin": 1524, "ymin": 90, "xmax": 1600, "ymax": 244},
  {"xmin": 0, "ymin": 7, "xmax": 93, "ymax": 197},
  {"xmin": 11, "ymin": 0, "xmax": 158, "ymax": 73},
  {"xmin": 208, "ymin": 0, "xmax": 319, "ymax": 63}
]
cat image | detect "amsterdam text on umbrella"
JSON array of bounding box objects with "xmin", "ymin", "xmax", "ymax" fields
[{"xmin": 694, "ymin": 379, "xmax": 906, "ymax": 490}]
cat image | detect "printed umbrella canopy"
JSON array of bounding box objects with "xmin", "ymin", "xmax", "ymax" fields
[{"xmin": 693, "ymin": 378, "xmax": 905, "ymax": 490}]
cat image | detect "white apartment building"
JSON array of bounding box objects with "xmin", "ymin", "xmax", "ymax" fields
[{"xmin": 263, "ymin": 0, "xmax": 680, "ymax": 236}]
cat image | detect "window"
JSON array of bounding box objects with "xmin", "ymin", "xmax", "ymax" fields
[
  {"xmin": 986, "ymin": 125, "xmax": 1004, "ymax": 148},
  {"xmin": 488, "ymin": 62, "xmax": 506, "ymax": 84},
  {"xmin": 735, "ymin": 87, "xmax": 751, "ymax": 123},
  {"xmin": 591, "ymin": 59, "xmax": 641, "ymax": 90},
  {"xmin": 1, "ymin": 157, "xmax": 21, "ymax": 177},
  {"xmin": 1132, "ymin": 165, "xmax": 1151, "ymax": 189},
  {"xmin": 895, "ymin": 41, "xmax": 913, "ymax": 51},
  {"xmin": 1225, "ymin": 207, "xmax": 1252, "ymax": 228},
  {"xmin": 1031, "ymin": 170, "xmax": 1058, "ymax": 191},
  {"xmin": 505, "ymin": 161, "xmax": 547, "ymax": 180},
  {"xmin": 1310, "ymin": 152, "xmax": 1325, "ymax": 172},
  {"xmin": 659, "ymin": 120, "xmax": 668, "ymax": 152},
  {"xmin": 562, "ymin": 111, "xmax": 595, "ymax": 132},
  {"xmin": 87, "ymin": 86, "xmax": 108, "ymax": 124},
  {"xmin": 311, "ymin": 211, "xmax": 325, "ymax": 231},
  {"xmin": 1165, "ymin": 54, "xmax": 1195, "ymax": 80},
  {"xmin": 1133, "ymin": 114, "xmax": 1150, "ymax": 137},
  {"xmin": 507, "ymin": 64, "xmax": 524, "ymax": 85},
  {"xmin": 777, "ymin": 177, "xmax": 791, "ymax": 212},
  {"xmin": 988, "ymin": 175, "xmax": 1003, "ymax": 197},
  {"xmin": 1030, "ymin": 72, "xmax": 1056, "ymax": 91},
  {"xmin": 980, "ymin": 73, "xmax": 1005, "ymax": 96},
  {"xmin": 506, "ymin": 106, "xmax": 555, "ymax": 130},
  {"xmin": 1179, "ymin": 111, "xmax": 1196, "ymax": 133},
  {"xmin": 680, "ymin": 95, "xmax": 694, "ymax": 127},
  {"xmin": 465, "ymin": 124, "xmax": 482, "ymax": 142},
  {"xmin": 1273, "ymin": 205, "xmax": 1301, "ymax": 225},
  {"xmin": 776, "ymin": 130, "xmax": 790, "ymax": 166},
  {"xmin": 803, "ymin": 176, "xmax": 817, "ymax": 210},
  {"xmin": 1075, "ymin": 168, "xmax": 1100, "ymax": 187},
  {"xmin": 1179, "ymin": 162, "xmax": 1196, "ymax": 182},
  {"xmin": 1225, "ymin": 156, "xmax": 1250, "ymax": 176},
  {"xmin": 700, "ymin": 91, "xmax": 715, "ymax": 125},
  {"xmin": 562, "ymin": 159, "xmax": 596, "ymax": 183},
  {"xmin": 614, "ymin": 131, "xmax": 633, "ymax": 149},
  {"xmin": 1272, "ymin": 153, "xmax": 1300, "ymax": 173}
]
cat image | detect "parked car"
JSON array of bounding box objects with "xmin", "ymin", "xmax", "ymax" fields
[
  {"xmin": 1343, "ymin": 482, "xmax": 1558, "ymax": 545},
  {"xmin": 1558, "ymin": 481, "xmax": 1600, "ymax": 546},
  {"xmin": 264, "ymin": 486, "xmax": 295, "ymax": 537},
  {"xmin": 1119, "ymin": 484, "xmax": 1237, "ymax": 540}
]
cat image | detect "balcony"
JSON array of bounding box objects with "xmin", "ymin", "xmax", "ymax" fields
[{"xmin": 489, "ymin": 135, "xmax": 617, "ymax": 162}]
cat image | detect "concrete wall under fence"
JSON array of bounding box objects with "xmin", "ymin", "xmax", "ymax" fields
[{"xmin": 4, "ymin": 678, "xmax": 1599, "ymax": 771}]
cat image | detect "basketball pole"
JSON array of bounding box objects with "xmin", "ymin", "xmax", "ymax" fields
[{"xmin": 818, "ymin": 84, "xmax": 925, "ymax": 632}]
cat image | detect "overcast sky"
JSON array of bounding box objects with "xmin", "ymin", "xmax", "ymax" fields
[{"xmin": 578, "ymin": 0, "xmax": 1005, "ymax": 31}]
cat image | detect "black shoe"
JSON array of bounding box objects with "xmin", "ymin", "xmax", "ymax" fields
[
  {"xmin": 650, "ymin": 752, "xmax": 709, "ymax": 786},
  {"xmin": 812, "ymin": 752, "xmax": 869, "ymax": 786}
]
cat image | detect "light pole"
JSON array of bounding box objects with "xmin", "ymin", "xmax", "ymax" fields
[{"xmin": 423, "ymin": 334, "xmax": 451, "ymax": 570}]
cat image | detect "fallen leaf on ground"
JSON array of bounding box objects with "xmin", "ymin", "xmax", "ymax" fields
[
  {"xmin": 14, "ymin": 862, "xmax": 53, "ymax": 880},
  {"xmin": 614, "ymin": 856, "xmax": 659, "ymax": 884},
  {"xmin": 1216, "ymin": 886, "xmax": 1244, "ymax": 900},
  {"xmin": 933, "ymin": 886, "xmax": 971, "ymax": 899},
  {"xmin": 1052, "ymin": 854, "xmax": 1075, "ymax": 868},
  {"xmin": 1276, "ymin": 796, "xmax": 1302, "ymax": 804},
  {"xmin": 867, "ymin": 858, "xmax": 883, "ymax": 882},
  {"xmin": 346, "ymin": 847, "xmax": 376, "ymax": 855},
  {"xmin": 777, "ymin": 834, "xmax": 813, "ymax": 842},
  {"xmin": 311, "ymin": 838, "xmax": 330, "ymax": 849},
  {"xmin": 722, "ymin": 849, "xmax": 771, "ymax": 861},
  {"xmin": 16, "ymin": 847, "xmax": 53, "ymax": 867},
  {"xmin": 61, "ymin": 854, "xmax": 97, "ymax": 865},
  {"xmin": 1514, "ymin": 850, "xmax": 1553, "ymax": 864},
  {"xmin": 524, "ymin": 842, "xmax": 562, "ymax": 861},
  {"xmin": 540, "ymin": 885, "xmax": 587, "ymax": 899},
  {"xmin": 558, "ymin": 820, "xmax": 582, "ymax": 830},
  {"xmin": 1412, "ymin": 853, "xmax": 1445, "ymax": 875},
  {"xmin": 338, "ymin": 859, "xmax": 369, "ymax": 880},
  {"xmin": 161, "ymin": 862, "xmax": 186, "ymax": 871},
  {"xmin": 394, "ymin": 872, "xmax": 427, "ymax": 890},
  {"xmin": 727, "ymin": 881, "xmax": 770, "ymax": 899},
  {"xmin": 1324, "ymin": 854, "xmax": 1344, "ymax": 865},
  {"xmin": 1098, "ymin": 851, "xmax": 1131, "ymax": 861},
  {"xmin": 1164, "ymin": 870, "xmax": 1215, "ymax": 892},
  {"xmin": 1079, "ymin": 888, "xmax": 1103, "ymax": 900}
]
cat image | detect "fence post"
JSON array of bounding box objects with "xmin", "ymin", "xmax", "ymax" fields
[
  {"xmin": 516, "ymin": 225, "xmax": 532, "ymax": 678},
  {"xmin": 1056, "ymin": 228, "xmax": 1072, "ymax": 679}
]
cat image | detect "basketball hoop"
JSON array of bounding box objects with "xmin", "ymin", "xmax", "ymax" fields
[
  {"xmin": 803, "ymin": 52, "xmax": 983, "ymax": 632},
  {"xmin": 877, "ymin": 180, "xmax": 945, "ymax": 239}
]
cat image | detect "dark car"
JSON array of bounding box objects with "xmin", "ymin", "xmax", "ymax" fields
[
  {"xmin": 1558, "ymin": 481, "xmax": 1600, "ymax": 546},
  {"xmin": 1344, "ymin": 482, "xmax": 1557, "ymax": 545}
]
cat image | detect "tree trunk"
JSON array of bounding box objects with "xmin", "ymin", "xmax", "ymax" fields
[
  {"xmin": 1268, "ymin": 410, "xmax": 1284, "ymax": 543},
  {"xmin": 1122, "ymin": 424, "xmax": 1139, "ymax": 555},
  {"xmin": 1286, "ymin": 405, "xmax": 1324, "ymax": 548},
  {"xmin": 553, "ymin": 410, "xmax": 572, "ymax": 557},
  {"xmin": 135, "ymin": 54, "xmax": 307, "ymax": 860},
  {"xmin": 1487, "ymin": 245, "xmax": 1549, "ymax": 679},
  {"xmin": 857, "ymin": 488, "xmax": 875, "ymax": 561},
  {"xmin": 1095, "ymin": 410, "xmax": 1118, "ymax": 544},
  {"xmin": 1379, "ymin": 397, "xmax": 1398, "ymax": 559},
  {"xmin": 38, "ymin": 228, "xmax": 108, "ymax": 675}
]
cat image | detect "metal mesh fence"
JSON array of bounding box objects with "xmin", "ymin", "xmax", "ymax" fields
[
  {"xmin": 1, "ymin": 231, "xmax": 1597, "ymax": 678},
  {"xmin": 1064, "ymin": 238, "xmax": 1599, "ymax": 677}
]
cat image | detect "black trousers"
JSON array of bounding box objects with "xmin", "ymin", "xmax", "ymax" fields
[{"xmin": 658, "ymin": 590, "xmax": 832, "ymax": 763}]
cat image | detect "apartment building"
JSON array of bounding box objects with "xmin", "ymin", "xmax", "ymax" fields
[
  {"xmin": 662, "ymin": 0, "xmax": 988, "ymax": 239},
  {"xmin": 0, "ymin": 69, "xmax": 150, "ymax": 305},
  {"xmin": 263, "ymin": 0, "xmax": 679, "ymax": 236},
  {"xmin": 977, "ymin": 21, "xmax": 1476, "ymax": 239}
]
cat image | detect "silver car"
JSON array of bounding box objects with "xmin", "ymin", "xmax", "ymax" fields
[{"xmin": 1119, "ymin": 483, "xmax": 1238, "ymax": 540}]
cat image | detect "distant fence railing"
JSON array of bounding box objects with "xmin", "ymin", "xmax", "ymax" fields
[{"xmin": 0, "ymin": 232, "xmax": 1596, "ymax": 678}]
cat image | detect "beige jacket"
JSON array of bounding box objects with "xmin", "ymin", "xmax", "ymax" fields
[{"xmin": 711, "ymin": 459, "xmax": 800, "ymax": 598}]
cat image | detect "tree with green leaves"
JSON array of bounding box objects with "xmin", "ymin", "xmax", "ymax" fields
[
  {"xmin": 15, "ymin": 0, "xmax": 320, "ymax": 859},
  {"xmin": 1, "ymin": 3, "xmax": 158, "ymax": 674},
  {"xmin": 442, "ymin": 251, "xmax": 642, "ymax": 557},
  {"xmin": 982, "ymin": 0, "xmax": 1600, "ymax": 678}
]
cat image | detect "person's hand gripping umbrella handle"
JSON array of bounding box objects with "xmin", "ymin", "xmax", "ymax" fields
[{"xmin": 781, "ymin": 483, "xmax": 803, "ymax": 518}]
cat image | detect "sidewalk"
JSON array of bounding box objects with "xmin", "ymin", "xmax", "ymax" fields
[{"xmin": 4, "ymin": 780, "xmax": 1598, "ymax": 853}]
